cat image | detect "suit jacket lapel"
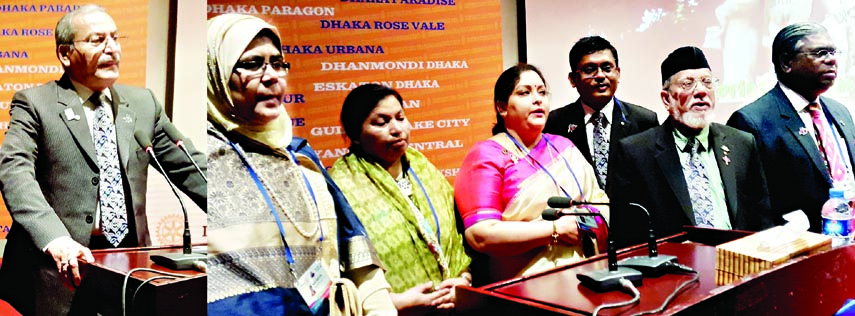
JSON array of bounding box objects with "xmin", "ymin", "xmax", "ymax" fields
[
  {"xmin": 654, "ymin": 122, "xmax": 696, "ymax": 225},
  {"xmin": 609, "ymin": 98, "xmax": 631, "ymax": 142},
  {"xmin": 56, "ymin": 77, "xmax": 98, "ymax": 168},
  {"xmin": 110, "ymin": 87, "xmax": 137, "ymax": 170},
  {"xmin": 566, "ymin": 100, "xmax": 592, "ymax": 164},
  {"xmin": 773, "ymin": 87, "xmax": 832, "ymax": 183},
  {"xmin": 821, "ymin": 97, "xmax": 855, "ymax": 171},
  {"xmin": 710, "ymin": 125, "xmax": 738, "ymax": 222}
]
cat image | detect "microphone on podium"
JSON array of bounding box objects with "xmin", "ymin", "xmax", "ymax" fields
[
  {"xmin": 548, "ymin": 197, "xmax": 694, "ymax": 276},
  {"xmin": 135, "ymin": 132, "xmax": 206, "ymax": 270},
  {"xmin": 162, "ymin": 124, "xmax": 207, "ymax": 183},
  {"xmin": 542, "ymin": 203, "xmax": 643, "ymax": 292},
  {"xmin": 612, "ymin": 203, "xmax": 694, "ymax": 276}
]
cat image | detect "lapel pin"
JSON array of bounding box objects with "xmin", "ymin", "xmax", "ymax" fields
[
  {"xmin": 122, "ymin": 114, "xmax": 132, "ymax": 124},
  {"xmin": 63, "ymin": 108, "xmax": 80, "ymax": 121},
  {"xmin": 722, "ymin": 156, "xmax": 731, "ymax": 165},
  {"xmin": 568, "ymin": 124, "xmax": 578, "ymax": 133},
  {"xmin": 502, "ymin": 148, "xmax": 518, "ymax": 163},
  {"xmin": 721, "ymin": 145, "xmax": 730, "ymax": 152},
  {"xmin": 799, "ymin": 127, "xmax": 809, "ymax": 136}
]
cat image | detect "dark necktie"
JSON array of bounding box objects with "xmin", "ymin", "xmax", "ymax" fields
[
  {"xmin": 91, "ymin": 92, "xmax": 128, "ymax": 246},
  {"xmin": 591, "ymin": 111, "xmax": 609, "ymax": 188}
]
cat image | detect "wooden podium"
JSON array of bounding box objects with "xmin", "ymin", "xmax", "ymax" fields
[
  {"xmin": 456, "ymin": 228, "xmax": 855, "ymax": 315},
  {"xmin": 70, "ymin": 244, "xmax": 206, "ymax": 316}
]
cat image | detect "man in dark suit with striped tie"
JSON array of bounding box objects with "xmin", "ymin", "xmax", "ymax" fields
[{"xmin": 728, "ymin": 22, "xmax": 855, "ymax": 233}]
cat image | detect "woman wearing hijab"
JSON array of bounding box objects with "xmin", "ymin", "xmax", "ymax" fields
[
  {"xmin": 330, "ymin": 84, "xmax": 471, "ymax": 315},
  {"xmin": 206, "ymin": 14, "xmax": 396, "ymax": 315}
]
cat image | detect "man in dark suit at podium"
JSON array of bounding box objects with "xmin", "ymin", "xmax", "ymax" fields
[
  {"xmin": 0, "ymin": 5, "xmax": 206, "ymax": 315},
  {"xmin": 728, "ymin": 23, "xmax": 855, "ymax": 233},
  {"xmin": 544, "ymin": 36, "xmax": 659, "ymax": 192},
  {"xmin": 610, "ymin": 46, "xmax": 772, "ymax": 249}
]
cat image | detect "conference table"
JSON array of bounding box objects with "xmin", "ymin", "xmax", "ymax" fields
[
  {"xmin": 456, "ymin": 227, "xmax": 855, "ymax": 315},
  {"xmin": 71, "ymin": 244, "xmax": 207, "ymax": 316}
]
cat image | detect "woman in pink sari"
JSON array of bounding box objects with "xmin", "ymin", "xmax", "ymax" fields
[{"xmin": 454, "ymin": 64, "xmax": 610, "ymax": 285}]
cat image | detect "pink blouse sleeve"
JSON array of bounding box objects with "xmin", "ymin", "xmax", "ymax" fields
[{"xmin": 454, "ymin": 141, "xmax": 506, "ymax": 229}]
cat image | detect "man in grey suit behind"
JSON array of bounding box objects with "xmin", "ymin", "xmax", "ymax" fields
[
  {"xmin": 728, "ymin": 23, "xmax": 855, "ymax": 233},
  {"xmin": 0, "ymin": 5, "xmax": 206, "ymax": 315}
]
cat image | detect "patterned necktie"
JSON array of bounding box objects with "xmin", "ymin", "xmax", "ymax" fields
[
  {"xmin": 591, "ymin": 111, "xmax": 609, "ymax": 188},
  {"xmin": 809, "ymin": 102, "xmax": 847, "ymax": 183},
  {"xmin": 683, "ymin": 138, "xmax": 716, "ymax": 228},
  {"xmin": 91, "ymin": 92, "xmax": 128, "ymax": 246}
]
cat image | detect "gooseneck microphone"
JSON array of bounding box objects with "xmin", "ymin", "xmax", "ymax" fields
[
  {"xmin": 162, "ymin": 124, "xmax": 207, "ymax": 183},
  {"xmin": 613, "ymin": 203, "xmax": 685, "ymax": 277},
  {"xmin": 135, "ymin": 131, "xmax": 206, "ymax": 270},
  {"xmin": 546, "ymin": 196, "xmax": 580, "ymax": 208},
  {"xmin": 549, "ymin": 197, "xmax": 694, "ymax": 277},
  {"xmin": 542, "ymin": 206, "xmax": 643, "ymax": 292}
]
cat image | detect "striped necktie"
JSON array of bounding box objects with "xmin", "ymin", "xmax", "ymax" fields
[{"xmin": 809, "ymin": 102, "xmax": 847, "ymax": 184}]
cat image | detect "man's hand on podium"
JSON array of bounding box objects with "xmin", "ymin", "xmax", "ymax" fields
[{"xmin": 46, "ymin": 237, "xmax": 94, "ymax": 289}]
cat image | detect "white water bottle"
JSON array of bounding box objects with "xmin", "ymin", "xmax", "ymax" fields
[{"xmin": 821, "ymin": 188, "xmax": 853, "ymax": 247}]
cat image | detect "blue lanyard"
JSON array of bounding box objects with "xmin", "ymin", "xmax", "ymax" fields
[
  {"xmin": 407, "ymin": 168, "xmax": 441, "ymax": 242},
  {"xmin": 286, "ymin": 149, "xmax": 319, "ymax": 209},
  {"xmin": 505, "ymin": 133, "xmax": 583, "ymax": 198},
  {"xmin": 226, "ymin": 140, "xmax": 325, "ymax": 273},
  {"xmin": 614, "ymin": 98, "xmax": 627, "ymax": 123}
]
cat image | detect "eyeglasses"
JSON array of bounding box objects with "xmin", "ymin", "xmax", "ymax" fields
[
  {"xmin": 674, "ymin": 77, "xmax": 719, "ymax": 91},
  {"xmin": 577, "ymin": 63, "xmax": 616, "ymax": 77},
  {"xmin": 73, "ymin": 33, "xmax": 126, "ymax": 49},
  {"xmin": 233, "ymin": 59, "xmax": 290, "ymax": 77},
  {"xmin": 797, "ymin": 49, "xmax": 841, "ymax": 60}
]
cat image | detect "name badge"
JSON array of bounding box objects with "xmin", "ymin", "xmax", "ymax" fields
[{"xmin": 296, "ymin": 261, "xmax": 332, "ymax": 314}]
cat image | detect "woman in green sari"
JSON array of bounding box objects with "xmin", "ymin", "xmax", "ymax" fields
[{"xmin": 330, "ymin": 84, "xmax": 471, "ymax": 316}]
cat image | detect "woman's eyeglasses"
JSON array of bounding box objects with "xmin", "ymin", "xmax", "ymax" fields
[{"xmin": 234, "ymin": 59, "xmax": 290, "ymax": 77}]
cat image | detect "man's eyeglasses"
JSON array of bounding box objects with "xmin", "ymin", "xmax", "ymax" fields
[
  {"xmin": 797, "ymin": 49, "xmax": 841, "ymax": 60},
  {"xmin": 577, "ymin": 63, "xmax": 616, "ymax": 77},
  {"xmin": 73, "ymin": 33, "xmax": 126, "ymax": 49},
  {"xmin": 233, "ymin": 59, "xmax": 290, "ymax": 77},
  {"xmin": 674, "ymin": 77, "xmax": 719, "ymax": 91}
]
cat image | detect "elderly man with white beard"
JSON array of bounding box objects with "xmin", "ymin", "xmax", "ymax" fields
[{"xmin": 607, "ymin": 46, "xmax": 774, "ymax": 249}]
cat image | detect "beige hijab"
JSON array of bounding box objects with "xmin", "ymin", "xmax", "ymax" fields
[{"xmin": 207, "ymin": 14, "xmax": 291, "ymax": 149}]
